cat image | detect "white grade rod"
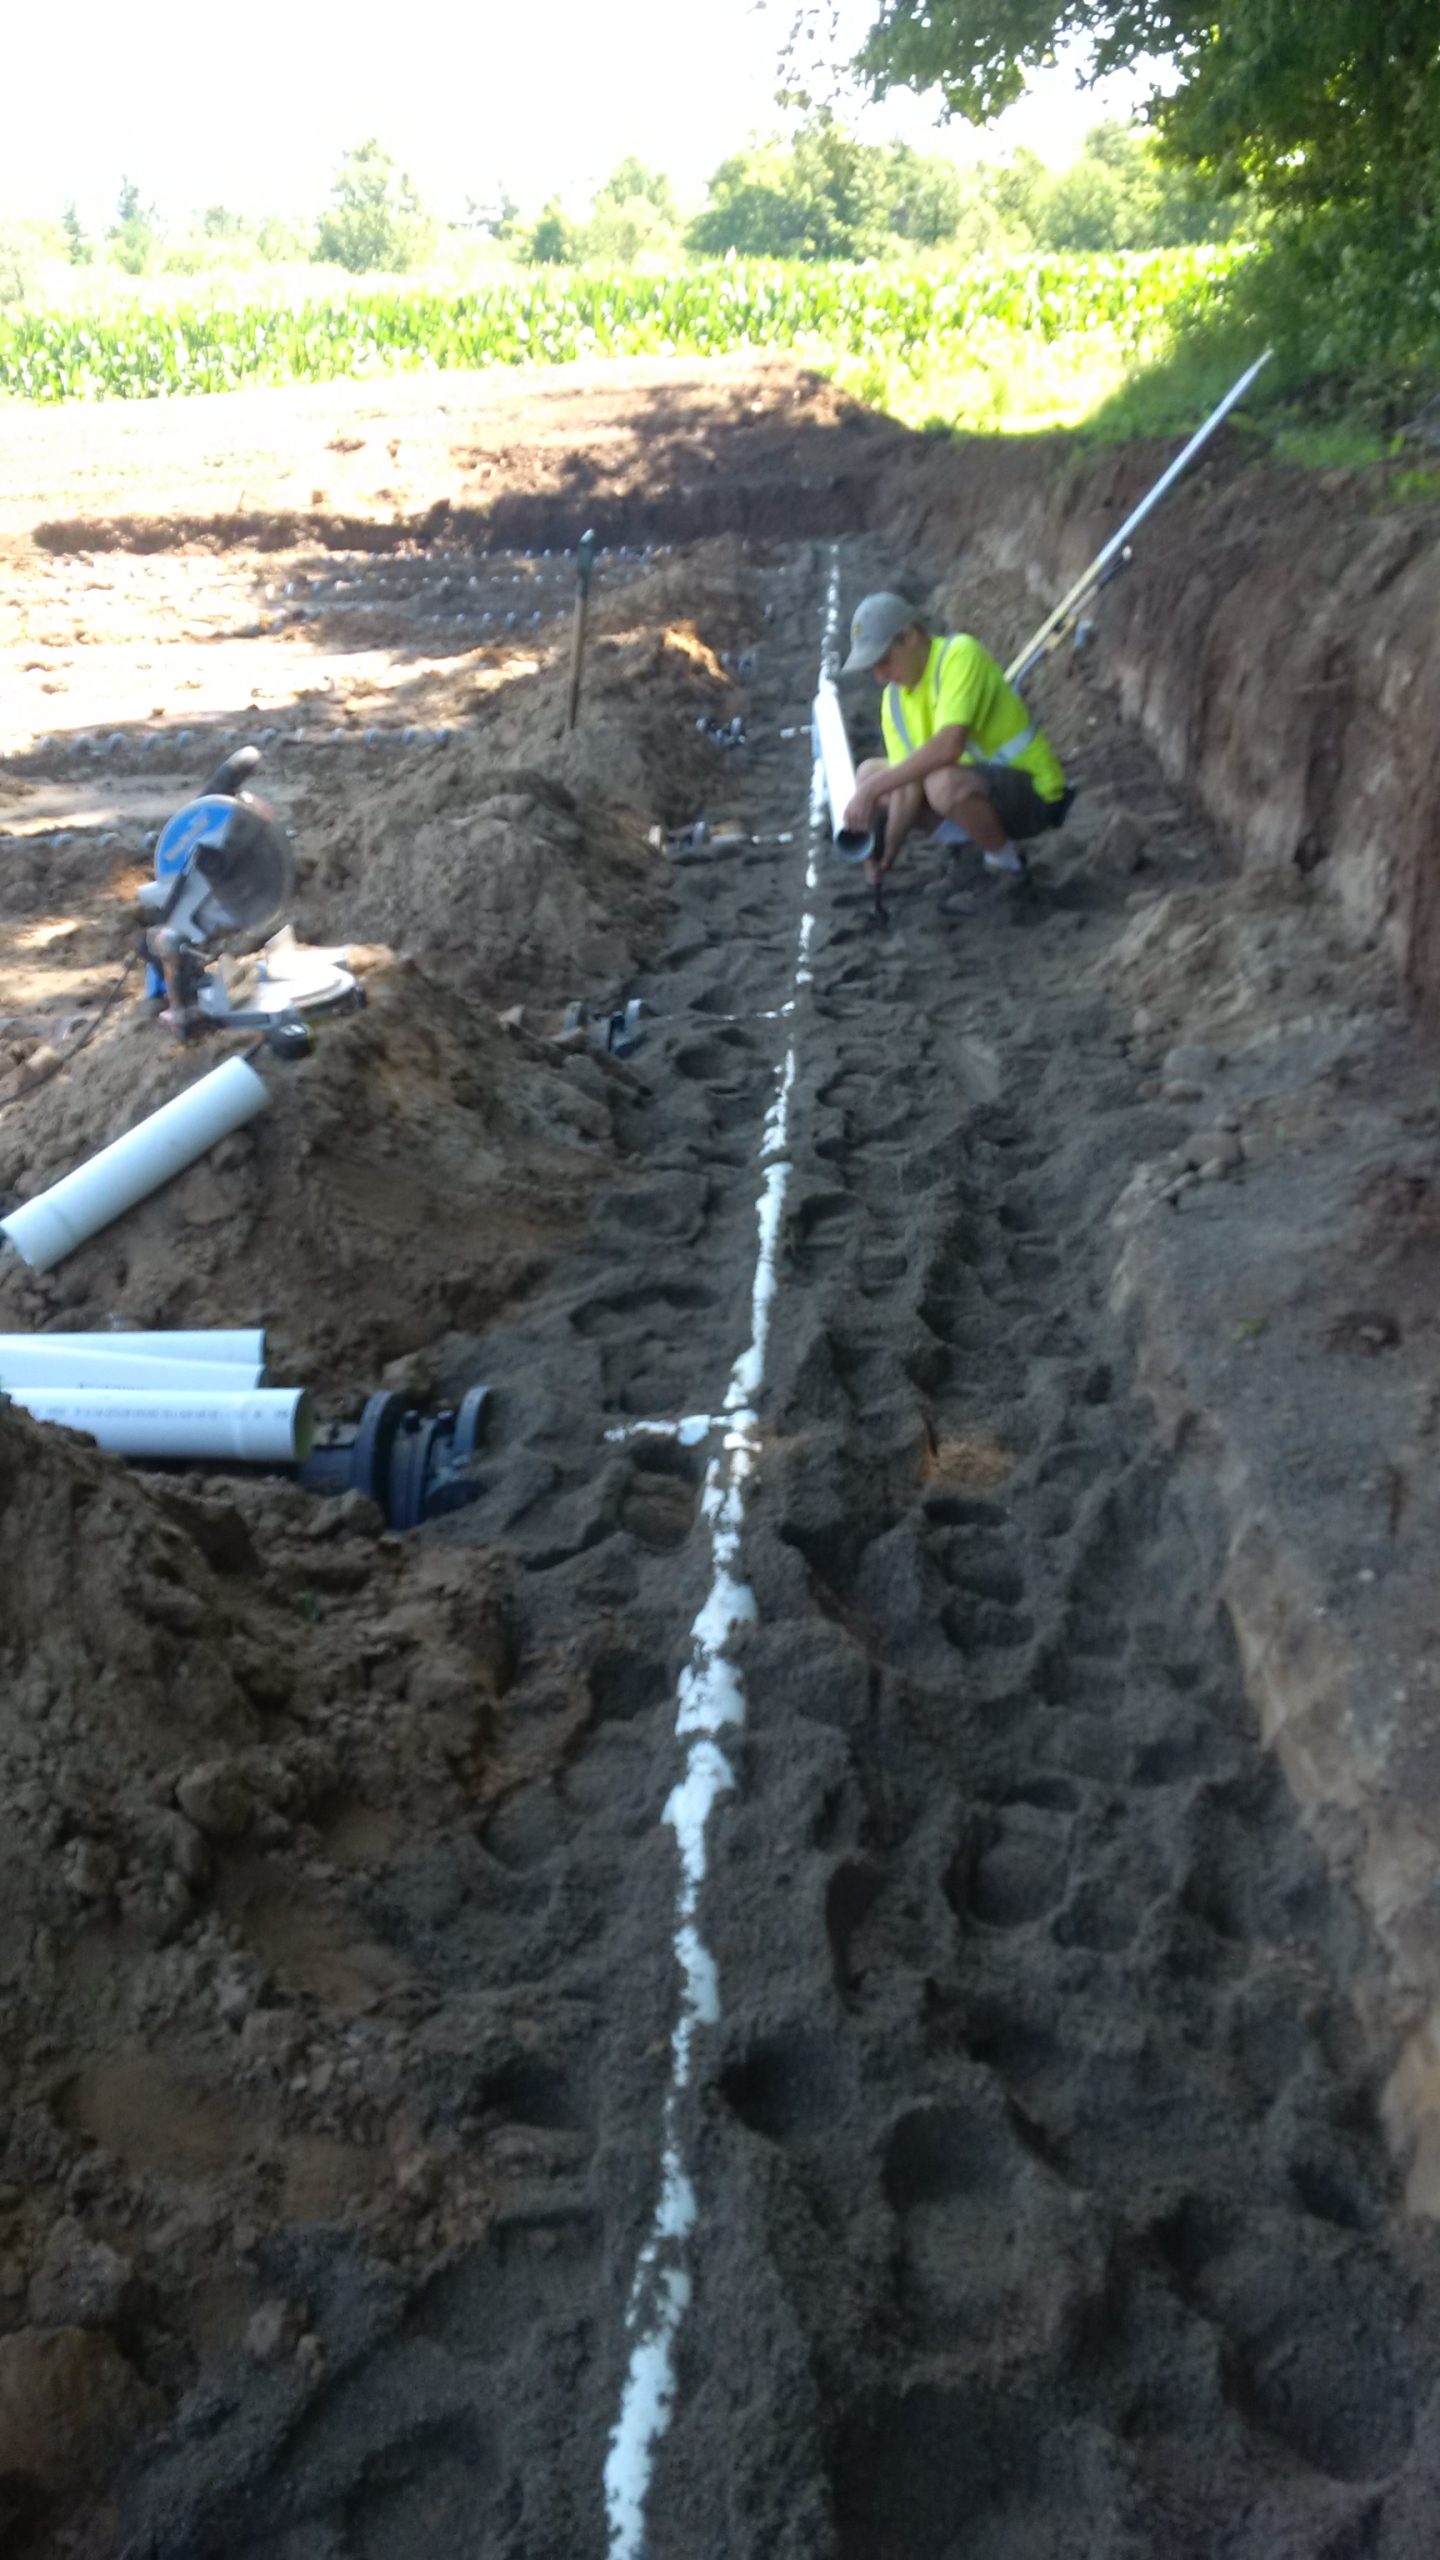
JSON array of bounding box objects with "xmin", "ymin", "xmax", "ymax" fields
[
  {"xmin": 811, "ymin": 684, "xmax": 875, "ymax": 863},
  {"xmin": 1005, "ymin": 349, "xmax": 1274, "ymax": 687},
  {"xmin": 7, "ymin": 1386, "xmax": 313, "ymax": 1464},
  {"xmin": 0, "ymin": 1347, "xmax": 264, "ymax": 1393},
  {"xmin": 0, "ymin": 1055, "xmax": 271, "ymax": 1274},
  {"xmin": 0, "ymin": 1329, "xmax": 267, "ymax": 1365}
]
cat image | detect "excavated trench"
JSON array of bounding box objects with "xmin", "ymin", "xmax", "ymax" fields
[{"xmin": 95, "ymin": 521, "xmax": 1440, "ymax": 2559}]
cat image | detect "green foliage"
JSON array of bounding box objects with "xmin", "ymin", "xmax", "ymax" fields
[
  {"xmin": 0, "ymin": 220, "xmax": 65, "ymax": 307},
  {"xmin": 1157, "ymin": 0, "xmax": 1439, "ymax": 390},
  {"xmin": 0, "ymin": 230, "xmax": 34, "ymax": 308},
  {"xmin": 687, "ymin": 144, "xmax": 806, "ymax": 257},
  {"xmin": 685, "ymin": 112, "xmax": 1223, "ymax": 264},
  {"xmin": 593, "ymin": 160, "xmax": 677, "ymax": 222},
  {"xmin": 688, "ymin": 114, "xmax": 996, "ymax": 261},
  {"xmin": 584, "ymin": 196, "xmax": 677, "ymax": 265},
  {"xmin": 62, "ymin": 203, "xmax": 92, "ymax": 268},
  {"xmin": 1082, "ymin": 323, "xmax": 1277, "ymax": 440},
  {"xmin": 466, "ymin": 189, "xmax": 520, "ymax": 241},
  {"xmin": 844, "ymin": 0, "xmax": 1440, "ymax": 395},
  {"xmin": 1390, "ymin": 466, "xmax": 1440, "ymax": 507},
  {"xmin": 0, "ymin": 245, "xmax": 1244, "ymax": 403},
  {"xmin": 982, "ymin": 151, "xmax": 1051, "ymax": 247},
  {"xmin": 256, "ymin": 216, "xmax": 311, "ymax": 265},
  {"xmin": 314, "ymin": 139, "xmax": 434, "ymax": 275},
  {"xmin": 581, "ymin": 160, "xmax": 681, "ymax": 264},
  {"xmin": 1030, "ymin": 125, "xmax": 1238, "ymax": 253},
  {"xmin": 1159, "ymin": 0, "xmax": 1438, "ymax": 227},
  {"xmin": 849, "ymin": 0, "xmax": 1192, "ymax": 126},
  {"xmin": 524, "ymin": 199, "xmax": 582, "ymax": 266},
  {"xmin": 690, "ymin": 116, "xmax": 896, "ymax": 260},
  {"xmin": 1271, "ymin": 421, "xmax": 1391, "ymax": 470},
  {"xmin": 108, "ymin": 178, "xmax": 160, "ymax": 277},
  {"xmin": 884, "ymin": 145, "xmax": 968, "ymax": 247}
]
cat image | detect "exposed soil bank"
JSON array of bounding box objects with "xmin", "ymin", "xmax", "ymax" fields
[{"xmin": 867, "ymin": 427, "xmax": 1440, "ymax": 2204}]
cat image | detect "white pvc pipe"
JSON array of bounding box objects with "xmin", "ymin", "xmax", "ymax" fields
[
  {"xmin": 0, "ymin": 1347, "xmax": 264, "ymax": 1392},
  {"xmin": 7, "ymin": 1385, "xmax": 313, "ymax": 1463},
  {"xmin": 0, "ymin": 1329, "xmax": 268, "ymax": 1365},
  {"xmin": 0, "ymin": 1056, "xmax": 271, "ymax": 1274},
  {"xmin": 1006, "ymin": 349, "xmax": 1273, "ymax": 687},
  {"xmin": 811, "ymin": 684, "xmax": 875, "ymax": 864}
]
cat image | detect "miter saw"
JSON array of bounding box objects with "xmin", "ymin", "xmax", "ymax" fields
[{"xmin": 138, "ymin": 746, "xmax": 359, "ymax": 1049}]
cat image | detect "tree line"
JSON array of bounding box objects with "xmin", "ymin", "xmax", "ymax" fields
[
  {"xmin": 8, "ymin": 116, "xmax": 1235, "ymax": 303},
  {"xmin": 522, "ymin": 121, "xmax": 1233, "ymax": 267}
]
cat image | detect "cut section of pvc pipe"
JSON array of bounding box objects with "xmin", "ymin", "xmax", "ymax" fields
[
  {"xmin": 0, "ymin": 1056, "xmax": 271, "ymax": 1273},
  {"xmin": 0, "ymin": 1347, "xmax": 264, "ymax": 1393},
  {"xmin": 0, "ymin": 1329, "xmax": 267, "ymax": 1365},
  {"xmin": 811, "ymin": 684, "xmax": 875, "ymax": 863},
  {"xmin": 6, "ymin": 1385, "xmax": 313, "ymax": 1463}
]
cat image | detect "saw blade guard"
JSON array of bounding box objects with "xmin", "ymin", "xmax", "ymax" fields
[{"xmin": 144, "ymin": 796, "xmax": 294, "ymax": 949}]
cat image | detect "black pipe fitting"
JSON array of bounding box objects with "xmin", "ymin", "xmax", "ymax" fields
[{"xmin": 297, "ymin": 1384, "xmax": 492, "ymax": 1531}]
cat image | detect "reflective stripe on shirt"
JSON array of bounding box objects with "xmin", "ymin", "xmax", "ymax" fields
[
  {"xmin": 888, "ymin": 637, "xmax": 1035, "ymax": 766},
  {"xmin": 886, "ymin": 636, "xmax": 951, "ymax": 754},
  {"xmin": 985, "ymin": 721, "xmax": 1036, "ymax": 768}
]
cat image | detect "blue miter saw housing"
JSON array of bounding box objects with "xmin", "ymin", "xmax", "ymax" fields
[{"xmin": 138, "ymin": 747, "xmax": 358, "ymax": 1040}]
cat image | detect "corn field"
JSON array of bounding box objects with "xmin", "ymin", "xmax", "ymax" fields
[{"xmin": 0, "ymin": 249, "xmax": 1247, "ymax": 404}]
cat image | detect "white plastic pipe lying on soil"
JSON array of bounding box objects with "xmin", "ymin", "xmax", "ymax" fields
[
  {"xmin": 0, "ymin": 1329, "xmax": 267, "ymax": 1364},
  {"xmin": 6, "ymin": 1386, "xmax": 312, "ymax": 1463},
  {"xmin": 0, "ymin": 1347, "xmax": 264, "ymax": 1392},
  {"xmin": 0, "ymin": 1055, "xmax": 271, "ymax": 1273},
  {"xmin": 811, "ymin": 682, "xmax": 876, "ymax": 864}
]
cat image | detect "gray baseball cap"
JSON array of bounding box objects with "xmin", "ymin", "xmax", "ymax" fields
[{"xmin": 841, "ymin": 591, "xmax": 923, "ymax": 676}]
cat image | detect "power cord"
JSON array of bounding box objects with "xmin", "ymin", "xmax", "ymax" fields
[{"xmin": 0, "ymin": 948, "xmax": 140, "ymax": 1116}]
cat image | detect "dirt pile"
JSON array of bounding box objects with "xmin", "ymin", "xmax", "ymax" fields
[
  {"xmin": 293, "ymin": 546, "xmax": 757, "ymax": 1008},
  {"xmin": 0, "ymin": 958, "xmax": 633, "ymax": 1384},
  {"xmin": 0, "ymin": 552, "xmax": 770, "ymax": 1398},
  {"xmin": 0, "ymin": 1394, "xmax": 513, "ymax": 2547},
  {"xmin": 302, "ymin": 761, "xmax": 658, "ymax": 1013}
]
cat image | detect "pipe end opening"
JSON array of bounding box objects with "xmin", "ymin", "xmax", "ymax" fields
[{"xmin": 833, "ymin": 829, "xmax": 875, "ymax": 866}]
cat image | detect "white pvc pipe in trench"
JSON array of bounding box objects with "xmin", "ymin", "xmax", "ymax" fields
[
  {"xmin": 811, "ymin": 681, "xmax": 875, "ymax": 864},
  {"xmin": 7, "ymin": 1385, "xmax": 312, "ymax": 1463},
  {"xmin": 605, "ymin": 549, "xmax": 845, "ymax": 2556}
]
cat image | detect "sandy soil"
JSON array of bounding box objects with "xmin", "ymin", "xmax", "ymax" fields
[{"xmin": 3, "ymin": 361, "xmax": 1440, "ymax": 2558}]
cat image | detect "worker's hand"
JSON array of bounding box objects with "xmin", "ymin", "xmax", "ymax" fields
[
  {"xmin": 844, "ymin": 775, "xmax": 882, "ymax": 832},
  {"xmin": 864, "ymin": 840, "xmax": 898, "ymax": 888}
]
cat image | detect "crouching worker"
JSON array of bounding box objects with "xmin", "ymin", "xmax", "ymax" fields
[{"xmin": 840, "ymin": 592, "xmax": 1072, "ymax": 904}]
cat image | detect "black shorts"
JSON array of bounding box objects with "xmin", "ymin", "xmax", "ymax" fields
[{"xmin": 971, "ymin": 761, "xmax": 1071, "ymax": 843}]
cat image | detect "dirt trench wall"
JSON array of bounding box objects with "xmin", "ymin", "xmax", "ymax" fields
[{"xmin": 876, "ymin": 435, "xmax": 1440, "ymax": 1009}]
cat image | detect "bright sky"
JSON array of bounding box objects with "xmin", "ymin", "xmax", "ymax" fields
[{"xmin": 4, "ymin": 0, "xmax": 1156, "ymax": 229}]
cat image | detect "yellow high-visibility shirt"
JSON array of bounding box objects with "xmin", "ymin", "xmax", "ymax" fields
[{"xmin": 881, "ymin": 633, "xmax": 1066, "ymax": 804}]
